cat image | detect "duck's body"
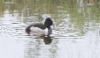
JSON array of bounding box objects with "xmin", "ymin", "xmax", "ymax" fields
[{"xmin": 25, "ymin": 18, "xmax": 53, "ymax": 37}]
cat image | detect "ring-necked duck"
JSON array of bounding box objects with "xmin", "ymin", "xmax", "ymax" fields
[{"xmin": 25, "ymin": 18, "xmax": 53, "ymax": 37}]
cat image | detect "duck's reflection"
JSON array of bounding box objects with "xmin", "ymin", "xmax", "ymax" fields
[{"xmin": 43, "ymin": 36, "xmax": 53, "ymax": 44}]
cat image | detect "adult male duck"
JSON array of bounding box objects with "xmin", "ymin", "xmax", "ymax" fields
[{"xmin": 25, "ymin": 18, "xmax": 53, "ymax": 37}]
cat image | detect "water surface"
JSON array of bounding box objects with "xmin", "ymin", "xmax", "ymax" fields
[{"xmin": 0, "ymin": 0, "xmax": 100, "ymax": 58}]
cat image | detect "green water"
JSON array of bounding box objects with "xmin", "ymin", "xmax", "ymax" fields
[
  {"xmin": 0, "ymin": 0, "xmax": 100, "ymax": 58},
  {"xmin": 0, "ymin": 0, "xmax": 100, "ymax": 35}
]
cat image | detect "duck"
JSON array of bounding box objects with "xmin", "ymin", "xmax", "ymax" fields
[{"xmin": 25, "ymin": 18, "xmax": 53, "ymax": 37}]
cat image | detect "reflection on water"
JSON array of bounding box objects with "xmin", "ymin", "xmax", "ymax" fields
[
  {"xmin": 0, "ymin": 0, "xmax": 100, "ymax": 58},
  {"xmin": 43, "ymin": 36, "xmax": 53, "ymax": 44}
]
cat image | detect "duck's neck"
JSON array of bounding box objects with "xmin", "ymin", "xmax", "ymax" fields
[
  {"xmin": 46, "ymin": 26, "xmax": 50, "ymax": 29},
  {"xmin": 47, "ymin": 27, "xmax": 50, "ymax": 29},
  {"xmin": 44, "ymin": 24, "xmax": 50, "ymax": 29}
]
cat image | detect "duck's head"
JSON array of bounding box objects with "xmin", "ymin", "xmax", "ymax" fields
[{"xmin": 44, "ymin": 18, "xmax": 53, "ymax": 28}]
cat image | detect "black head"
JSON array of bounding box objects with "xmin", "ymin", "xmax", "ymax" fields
[{"xmin": 44, "ymin": 18, "xmax": 53, "ymax": 28}]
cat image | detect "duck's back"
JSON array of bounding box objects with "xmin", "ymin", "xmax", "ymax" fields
[{"xmin": 33, "ymin": 23, "xmax": 46, "ymax": 29}]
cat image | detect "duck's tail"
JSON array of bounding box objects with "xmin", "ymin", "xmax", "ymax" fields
[{"xmin": 25, "ymin": 24, "xmax": 33, "ymax": 35}]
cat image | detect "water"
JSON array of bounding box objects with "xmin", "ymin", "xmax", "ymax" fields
[{"xmin": 0, "ymin": 0, "xmax": 100, "ymax": 58}]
